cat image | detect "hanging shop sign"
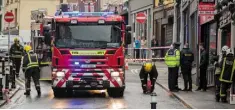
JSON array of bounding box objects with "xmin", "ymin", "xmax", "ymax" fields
[
  {"xmin": 219, "ymin": 10, "xmax": 231, "ymax": 28},
  {"xmin": 198, "ymin": 2, "xmax": 215, "ymax": 25}
]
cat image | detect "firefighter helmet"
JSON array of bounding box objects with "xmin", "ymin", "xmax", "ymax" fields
[
  {"xmin": 24, "ymin": 45, "xmax": 32, "ymax": 52},
  {"xmin": 226, "ymin": 48, "xmax": 233, "ymax": 55},
  {"xmin": 222, "ymin": 45, "xmax": 229, "ymax": 52},
  {"xmin": 144, "ymin": 63, "xmax": 153, "ymax": 72},
  {"xmin": 14, "ymin": 37, "xmax": 19, "ymax": 43}
]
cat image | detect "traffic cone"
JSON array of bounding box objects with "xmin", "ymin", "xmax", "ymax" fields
[{"xmin": 125, "ymin": 60, "xmax": 129, "ymax": 70}]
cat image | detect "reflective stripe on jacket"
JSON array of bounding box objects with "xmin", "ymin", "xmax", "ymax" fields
[
  {"xmin": 219, "ymin": 58, "xmax": 235, "ymax": 83},
  {"xmin": 23, "ymin": 51, "xmax": 39, "ymax": 70},
  {"xmin": 164, "ymin": 49, "xmax": 180, "ymax": 67}
]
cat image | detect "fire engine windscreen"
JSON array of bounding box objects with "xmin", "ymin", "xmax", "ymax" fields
[{"xmin": 55, "ymin": 24, "xmax": 121, "ymax": 48}]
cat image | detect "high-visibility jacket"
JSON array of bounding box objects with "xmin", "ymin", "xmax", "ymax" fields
[
  {"xmin": 10, "ymin": 44, "xmax": 24, "ymax": 58},
  {"xmin": 22, "ymin": 51, "xmax": 39, "ymax": 71},
  {"xmin": 164, "ymin": 48, "xmax": 180, "ymax": 67},
  {"xmin": 219, "ymin": 57, "xmax": 235, "ymax": 83}
]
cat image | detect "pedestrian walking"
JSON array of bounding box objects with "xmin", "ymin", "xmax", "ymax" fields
[
  {"xmin": 214, "ymin": 45, "xmax": 229, "ymax": 102},
  {"xmin": 196, "ymin": 43, "xmax": 208, "ymax": 91},
  {"xmin": 164, "ymin": 42, "xmax": 180, "ymax": 92},
  {"xmin": 139, "ymin": 62, "xmax": 158, "ymax": 94},
  {"xmin": 22, "ymin": 45, "xmax": 41, "ymax": 96},
  {"xmin": 180, "ymin": 43, "xmax": 194, "ymax": 91},
  {"xmin": 219, "ymin": 49, "xmax": 235, "ymax": 103},
  {"xmin": 10, "ymin": 38, "xmax": 24, "ymax": 78}
]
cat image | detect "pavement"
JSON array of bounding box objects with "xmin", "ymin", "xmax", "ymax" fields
[
  {"xmin": 0, "ymin": 63, "xmax": 21, "ymax": 108},
  {"xmin": 1, "ymin": 65, "xmax": 186, "ymax": 109},
  {"xmin": 129, "ymin": 61, "xmax": 235, "ymax": 109}
]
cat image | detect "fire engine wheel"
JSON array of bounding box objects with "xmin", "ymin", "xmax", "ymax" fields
[
  {"xmin": 53, "ymin": 89, "xmax": 66, "ymax": 98},
  {"xmin": 66, "ymin": 89, "xmax": 74, "ymax": 97},
  {"xmin": 107, "ymin": 88, "xmax": 124, "ymax": 98}
]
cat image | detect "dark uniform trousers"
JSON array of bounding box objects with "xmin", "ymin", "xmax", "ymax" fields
[
  {"xmin": 220, "ymin": 82, "xmax": 231, "ymax": 101},
  {"xmin": 215, "ymin": 74, "xmax": 221, "ymax": 100},
  {"xmin": 199, "ymin": 67, "xmax": 207, "ymax": 90},
  {"xmin": 181, "ymin": 66, "xmax": 192, "ymax": 90},
  {"xmin": 168, "ymin": 67, "xmax": 178, "ymax": 91},
  {"xmin": 25, "ymin": 67, "xmax": 40, "ymax": 92},
  {"xmin": 175, "ymin": 66, "xmax": 179, "ymax": 89},
  {"xmin": 13, "ymin": 58, "xmax": 22, "ymax": 75},
  {"xmin": 139, "ymin": 65, "xmax": 158, "ymax": 93}
]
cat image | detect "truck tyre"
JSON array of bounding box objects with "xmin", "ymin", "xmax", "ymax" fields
[
  {"xmin": 53, "ymin": 89, "xmax": 66, "ymax": 98},
  {"xmin": 66, "ymin": 89, "xmax": 73, "ymax": 97},
  {"xmin": 107, "ymin": 88, "xmax": 124, "ymax": 98}
]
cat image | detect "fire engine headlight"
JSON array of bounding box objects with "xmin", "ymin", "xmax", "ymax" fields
[
  {"xmin": 98, "ymin": 19, "xmax": 105, "ymax": 24},
  {"xmin": 57, "ymin": 71, "xmax": 65, "ymax": 77},
  {"xmin": 111, "ymin": 72, "xmax": 119, "ymax": 77},
  {"xmin": 71, "ymin": 19, "xmax": 78, "ymax": 24}
]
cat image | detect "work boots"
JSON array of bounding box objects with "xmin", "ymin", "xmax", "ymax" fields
[
  {"xmin": 24, "ymin": 91, "xmax": 30, "ymax": 95},
  {"xmin": 37, "ymin": 90, "xmax": 41, "ymax": 96}
]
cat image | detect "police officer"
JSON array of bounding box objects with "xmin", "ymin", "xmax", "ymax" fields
[
  {"xmin": 214, "ymin": 45, "xmax": 229, "ymax": 102},
  {"xmin": 173, "ymin": 42, "xmax": 181, "ymax": 91},
  {"xmin": 10, "ymin": 38, "xmax": 24, "ymax": 77},
  {"xmin": 180, "ymin": 43, "xmax": 194, "ymax": 91},
  {"xmin": 164, "ymin": 42, "xmax": 180, "ymax": 92},
  {"xmin": 139, "ymin": 62, "xmax": 158, "ymax": 94},
  {"xmin": 22, "ymin": 45, "xmax": 41, "ymax": 96},
  {"xmin": 219, "ymin": 49, "xmax": 235, "ymax": 103}
]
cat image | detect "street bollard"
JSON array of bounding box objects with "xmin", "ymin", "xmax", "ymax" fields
[
  {"xmin": 5, "ymin": 67, "xmax": 10, "ymax": 91},
  {"xmin": 150, "ymin": 92, "xmax": 157, "ymax": 109},
  {"xmin": 11, "ymin": 63, "xmax": 16, "ymax": 89},
  {"xmin": 0, "ymin": 58, "xmax": 4, "ymax": 100}
]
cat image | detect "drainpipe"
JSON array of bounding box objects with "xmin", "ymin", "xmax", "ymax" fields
[
  {"xmin": 172, "ymin": 1, "xmax": 177, "ymax": 43},
  {"xmin": 180, "ymin": 1, "xmax": 184, "ymax": 49}
]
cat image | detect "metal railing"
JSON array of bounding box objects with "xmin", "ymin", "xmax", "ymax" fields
[
  {"xmin": 206, "ymin": 65, "xmax": 215, "ymax": 87},
  {"xmin": 125, "ymin": 46, "xmax": 170, "ymax": 61}
]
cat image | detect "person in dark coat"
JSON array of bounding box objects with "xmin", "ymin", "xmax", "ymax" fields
[
  {"xmin": 196, "ymin": 43, "xmax": 208, "ymax": 91},
  {"xmin": 180, "ymin": 43, "xmax": 194, "ymax": 91}
]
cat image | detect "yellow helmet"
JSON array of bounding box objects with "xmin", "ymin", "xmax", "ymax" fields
[
  {"xmin": 144, "ymin": 63, "xmax": 152, "ymax": 72},
  {"xmin": 14, "ymin": 37, "xmax": 19, "ymax": 43},
  {"xmin": 24, "ymin": 45, "xmax": 32, "ymax": 52}
]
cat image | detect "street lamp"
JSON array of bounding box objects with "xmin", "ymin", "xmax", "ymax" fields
[{"xmin": 150, "ymin": 92, "xmax": 157, "ymax": 109}]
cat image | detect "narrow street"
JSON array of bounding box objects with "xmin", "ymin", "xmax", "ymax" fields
[{"xmin": 1, "ymin": 65, "xmax": 186, "ymax": 109}]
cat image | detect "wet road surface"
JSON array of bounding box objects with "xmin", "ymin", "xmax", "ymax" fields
[{"xmin": 2, "ymin": 65, "xmax": 186, "ymax": 109}]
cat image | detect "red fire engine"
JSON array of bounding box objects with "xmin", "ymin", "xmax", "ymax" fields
[{"xmin": 39, "ymin": 11, "xmax": 131, "ymax": 97}]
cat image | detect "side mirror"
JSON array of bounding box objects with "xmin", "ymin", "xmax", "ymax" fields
[
  {"xmin": 126, "ymin": 25, "xmax": 131, "ymax": 31},
  {"xmin": 125, "ymin": 32, "xmax": 131, "ymax": 45}
]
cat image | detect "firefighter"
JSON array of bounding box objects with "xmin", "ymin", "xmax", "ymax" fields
[
  {"xmin": 164, "ymin": 42, "xmax": 180, "ymax": 92},
  {"xmin": 139, "ymin": 62, "xmax": 158, "ymax": 94},
  {"xmin": 214, "ymin": 45, "xmax": 229, "ymax": 102},
  {"xmin": 10, "ymin": 37, "xmax": 24, "ymax": 78},
  {"xmin": 180, "ymin": 43, "xmax": 194, "ymax": 91},
  {"xmin": 219, "ymin": 49, "xmax": 235, "ymax": 103},
  {"xmin": 22, "ymin": 45, "xmax": 41, "ymax": 96}
]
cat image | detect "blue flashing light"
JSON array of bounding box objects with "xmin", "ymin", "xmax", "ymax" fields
[
  {"xmin": 74, "ymin": 62, "xmax": 79, "ymax": 65},
  {"xmin": 56, "ymin": 12, "xmax": 115, "ymax": 17}
]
